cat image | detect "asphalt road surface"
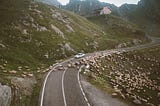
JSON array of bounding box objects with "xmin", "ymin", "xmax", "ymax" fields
[
  {"xmin": 40, "ymin": 64, "xmax": 90, "ymax": 106},
  {"xmin": 42, "ymin": 71, "xmax": 64, "ymax": 106},
  {"xmin": 40, "ymin": 37, "xmax": 160, "ymax": 106}
]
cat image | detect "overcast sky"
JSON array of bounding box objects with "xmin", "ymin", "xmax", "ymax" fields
[{"xmin": 58, "ymin": 0, "xmax": 140, "ymax": 6}]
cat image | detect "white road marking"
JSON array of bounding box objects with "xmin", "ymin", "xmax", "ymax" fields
[
  {"xmin": 40, "ymin": 58, "xmax": 73, "ymax": 106},
  {"xmin": 40, "ymin": 63, "xmax": 59, "ymax": 106},
  {"xmin": 78, "ymin": 66, "xmax": 91, "ymax": 106},
  {"xmin": 40, "ymin": 40, "xmax": 160, "ymax": 106},
  {"xmin": 62, "ymin": 69, "xmax": 67, "ymax": 106}
]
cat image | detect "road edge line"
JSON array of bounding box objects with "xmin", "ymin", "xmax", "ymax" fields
[
  {"xmin": 62, "ymin": 69, "xmax": 67, "ymax": 106},
  {"xmin": 78, "ymin": 66, "xmax": 91, "ymax": 106},
  {"xmin": 40, "ymin": 63, "xmax": 58, "ymax": 106}
]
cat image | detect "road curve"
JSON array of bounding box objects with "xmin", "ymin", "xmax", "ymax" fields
[
  {"xmin": 43, "ymin": 71, "xmax": 64, "ymax": 106},
  {"xmin": 40, "ymin": 37, "xmax": 160, "ymax": 106},
  {"xmin": 64, "ymin": 68, "xmax": 89, "ymax": 106},
  {"xmin": 40, "ymin": 63, "xmax": 90, "ymax": 106}
]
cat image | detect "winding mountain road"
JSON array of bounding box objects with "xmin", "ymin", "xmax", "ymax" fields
[
  {"xmin": 39, "ymin": 37, "xmax": 160, "ymax": 106},
  {"xmin": 40, "ymin": 61, "xmax": 90, "ymax": 106}
]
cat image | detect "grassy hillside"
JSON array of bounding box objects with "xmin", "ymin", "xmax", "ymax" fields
[
  {"xmin": 0, "ymin": 0, "xmax": 101, "ymax": 72},
  {"xmin": 0, "ymin": 0, "xmax": 149, "ymax": 75},
  {"xmin": 0, "ymin": 0, "xmax": 149, "ymax": 105},
  {"xmin": 87, "ymin": 15, "xmax": 148, "ymax": 42},
  {"xmin": 83, "ymin": 45, "xmax": 160, "ymax": 106}
]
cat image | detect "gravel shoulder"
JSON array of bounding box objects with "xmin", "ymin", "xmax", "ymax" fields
[
  {"xmin": 81, "ymin": 78, "xmax": 129, "ymax": 106},
  {"xmin": 80, "ymin": 37, "xmax": 160, "ymax": 106}
]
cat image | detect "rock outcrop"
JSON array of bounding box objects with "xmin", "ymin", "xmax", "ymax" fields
[
  {"xmin": 10, "ymin": 77, "xmax": 37, "ymax": 96},
  {"xmin": 0, "ymin": 83, "xmax": 11, "ymax": 106},
  {"xmin": 51, "ymin": 24, "xmax": 65, "ymax": 38}
]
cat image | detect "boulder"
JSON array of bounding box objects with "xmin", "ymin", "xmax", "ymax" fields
[
  {"xmin": 38, "ymin": 26, "xmax": 47, "ymax": 32},
  {"xmin": 22, "ymin": 29, "xmax": 28, "ymax": 35},
  {"xmin": 66, "ymin": 24, "xmax": 74, "ymax": 32},
  {"xmin": 63, "ymin": 43, "xmax": 75, "ymax": 52},
  {"xmin": 133, "ymin": 99, "xmax": 142, "ymax": 105},
  {"xmin": 51, "ymin": 24, "xmax": 64, "ymax": 38},
  {"xmin": 0, "ymin": 83, "xmax": 11, "ymax": 106},
  {"xmin": 0, "ymin": 43, "xmax": 6, "ymax": 48}
]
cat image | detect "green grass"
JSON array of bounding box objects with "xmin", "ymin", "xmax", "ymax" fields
[
  {"xmin": 85, "ymin": 45, "xmax": 160, "ymax": 106},
  {"xmin": 87, "ymin": 15, "xmax": 149, "ymax": 42},
  {"xmin": 0, "ymin": 0, "xmax": 150, "ymax": 105}
]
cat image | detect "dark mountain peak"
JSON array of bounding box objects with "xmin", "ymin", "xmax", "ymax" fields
[
  {"xmin": 115, "ymin": 0, "xmax": 160, "ymax": 36},
  {"xmin": 69, "ymin": 0, "xmax": 80, "ymax": 3},
  {"xmin": 119, "ymin": 3, "xmax": 137, "ymax": 11},
  {"xmin": 64, "ymin": 0, "xmax": 117, "ymax": 17}
]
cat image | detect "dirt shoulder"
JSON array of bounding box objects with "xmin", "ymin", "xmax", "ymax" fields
[{"xmin": 81, "ymin": 78, "xmax": 129, "ymax": 106}]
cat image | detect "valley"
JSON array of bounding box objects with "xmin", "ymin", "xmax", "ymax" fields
[{"xmin": 0, "ymin": 0, "xmax": 159, "ymax": 106}]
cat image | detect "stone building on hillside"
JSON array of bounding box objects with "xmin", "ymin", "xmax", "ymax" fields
[
  {"xmin": 94, "ymin": 6, "xmax": 111, "ymax": 16},
  {"xmin": 100, "ymin": 7, "xmax": 111, "ymax": 15}
]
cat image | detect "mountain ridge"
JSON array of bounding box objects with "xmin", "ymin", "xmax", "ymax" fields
[
  {"xmin": 116, "ymin": 0, "xmax": 160, "ymax": 37},
  {"xmin": 0, "ymin": 0, "xmax": 149, "ymax": 106},
  {"xmin": 61, "ymin": 0, "xmax": 160, "ymax": 37}
]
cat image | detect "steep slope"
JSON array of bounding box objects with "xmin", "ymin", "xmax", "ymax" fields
[
  {"xmin": 117, "ymin": 4, "xmax": 137, "ymax": 20},
  {"xmin": 115, "ymin": 0, "xmax": 160, "ymax": 24},
  {"xmin": 88, "ymin": 15, "xmax": 148, "ymax": 48},
  {"xmin": 63, "ymin": 0, "xmax": 160, "ymax": 37},
  {"xmin": 116, "ymin": 0, "xmax": 160, "ymax": 37},
  {"xmin": 0, "ymin": 0, "xmax": 149, "ymax": 72},
  {"xmin": 0, "ymin": 0, "xmax": 148, "ymax": 105},
  {"xmin": 0, "ymin": 0, "xmax": 110, "ymax": 105},
  {"xmin": 0, "ymin": 0, "xmax": 104, "ymax": 71},
  {"xmin": 83, "ymin": 45, "xmax": 160, "ymax": 106}
]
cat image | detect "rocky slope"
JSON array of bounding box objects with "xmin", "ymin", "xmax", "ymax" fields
[
  {"xmin": 0, "ymin": 0, "xmax": 148, "ymax": 75},
  {"xmin": 0, "ymin": 0, "xmax": 148, "ymax": 105},
  {"xmin": 116, "ymin": 0, "xmax": 160, "ymax": 37},
  {"xmin": 87, "ymin": 14, "xmax": 148, "ymax": 49},
  {"xmin": 81, "ymin": 45, "xmax": 160, "ymax": 106},
  {"xmin": 63, "ymin": 0, "xmax": 160, "ymax": 37},
  {"xmin": 0, "ymin": 0, "xmax": 106, "ymax": 72}
]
